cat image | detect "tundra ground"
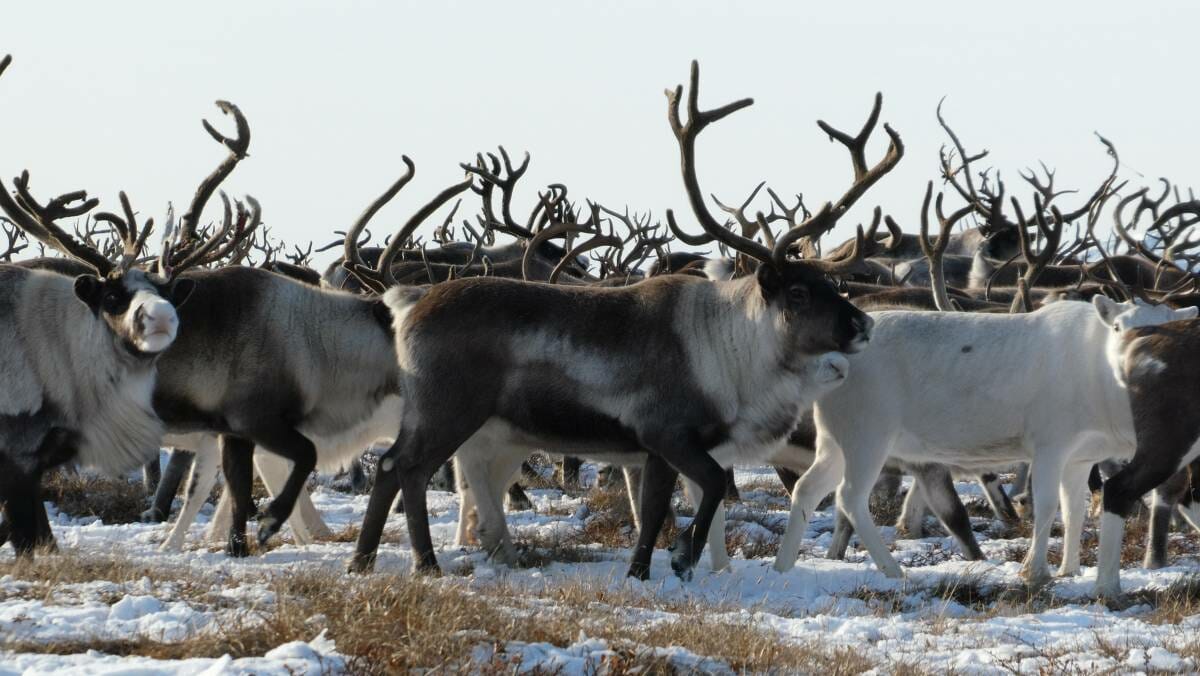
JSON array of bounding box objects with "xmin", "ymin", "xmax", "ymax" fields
[{"xmin": 4, "ymin": 463, "xmax": 1200, "ymax": 674}]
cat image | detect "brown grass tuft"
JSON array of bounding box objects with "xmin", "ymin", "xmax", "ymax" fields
[{"xmin": 40, "ymin": 472, "xmax": 148, "ymax": 525}]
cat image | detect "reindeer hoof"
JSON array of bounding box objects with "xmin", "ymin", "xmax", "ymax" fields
[
  {"xmin": 670, "ymin": 549, "xmax": 696, "ymax": 581},
  {"xmin": 1096, "ymin": 588, "xmax": 1131, "ymax": 610},
  {"xmin": 256, "ymin": 515, "xmax": 281, "ymax": 547},
  {"xmin": 141, "ymin": 507, "xmax": 167, "ymax": 523},
  {"xmin": 226, "ymin": 534, "xmax": 250, "ymax": 558},
  {"xmin": 347, "ymin": 552, "xmax": 377, "ymax": 574},
  {"xmin": 1022, "ymin": 565, "xmax": 1052, "ymax": 590},
  {"xmin": 626, "ymin": 565, "xmax": 651, "ymax": 581}
]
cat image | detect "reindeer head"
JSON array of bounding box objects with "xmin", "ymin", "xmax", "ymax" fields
[
  {"xmin": 73, "ymin": 268, "xmax": 193, "ymax": 355},
  {"xmin": 663, "ymin": 61, "xmax": 902, "ymax": 356},
  {"xmin": 1093, "ymin": 296, "xmax": 1197, "ymax": 385}
]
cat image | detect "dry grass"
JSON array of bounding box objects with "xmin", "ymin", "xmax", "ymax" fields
[
  {"xmin": 40, "ymin": 472, "xmax": 148, "ymax": 525},
  {"xmin": 0, "ymin": 557, "xmax": 905, "ymax": 674}
]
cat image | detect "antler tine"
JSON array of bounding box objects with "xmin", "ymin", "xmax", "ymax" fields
[
  {"xmin": 179, "ymin": 101, "xmax": 250, "ymax": 249},
  {"xmin": 460, "ymin": 146, "xmax": 533, "ymax": 239},
  {"xmin": 1009, "ymin": 195, "xmax": 1065, "ymax": 312},
  {"xmin": 549, "ymin": 235, "xmax": 621, "ymax": 283},
  {"xmin": 169, "ymin": 191, "xmax": 239, "ymax": 274},
  {"xmin": 1054, "ymin": 133, "xmax": 1121, "ymax": 225},
  {"xmin": 522, "ymin": 214, "xmax": 598, "ymax": 281},
  {"xmin": 93, "ymin": 190, "xmax": 154, "ymax": 271},
  {"xmin": 434, "ymin": 198, "xmax": 462, "ymax": 244},
  {"xmin": 287, "ymin": 241, "xmax": 314, "ymax": 266},
  {"xmin": 803, "ymin": 224, "xmax": 869, "ymax": 276},
  {"xmin": 780, "ymin": 93, "xmax": 903, "ymax": 268},
  {"xmin": 711, "ymin": 181, "xmax": 768, "ymax": 238},
  {"xmin": 1132, "ymin": 178, "xmax": 1171, "ymax": 230},
  {"xmin": 0, "ymin": 54, "xmax": 11, "ymax": 79},
  {"xmin": 1112, "ymin": 187, "xmax": 1161, "ymax": 263},
  {"xmin": 1019, "ymin": 161, "xmax": 1077, "ymax": 207},
  {"xmin": 817, "ymin": 92, "xmax": 905, "ymax": 218},
  {"xmin": 765, "ymin": 187, "xmax": 811, "ymax": 224},
  {"xmin": 0, "ymin": 217, "xmax": 27, "ymax": 261},
  {"xmin": 936, "ymin": 100, "xmax": 990, "ymax": 210},
  {"xmin": 712, "ymin": 181, "xmax": 774, "ymax": 275},
  {"xmin": 664, "ymin": 60, "xmax": 768, "ymax": 266},
  {"xmin": 919, "ymin": 183, "xmax": 972, "ymax": 311},
  {"xmin": 373, "ymin": 174, "xmax": 474, "ymax": 289},
  {"xmin": 1, "ymin": 172, "xmax": 110, "ymax": 275},
  {"xmin": 202, "ymin": 194, "xmax": 263, "ymax": 266},
  {"xmin": 342, "ymin": 158, "xmax": 417, "ymax": 294},
  {"xmin": 882, "ymin": 214, "xmax": 904, "ymax": 254}
]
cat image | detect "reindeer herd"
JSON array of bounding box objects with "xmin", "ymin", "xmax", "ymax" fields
[{"xmin": 3, "ymin": 55, "xmax": 1200, "ymax": 603}]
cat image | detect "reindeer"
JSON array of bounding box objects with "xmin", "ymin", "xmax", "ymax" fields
[
  {"xmin": 1095, "ymin": 298, "xmax": 1200, "ymax": 599},
  {"xmin": 773, "ymin": 186, "xmax": 1198, "ymax": 593},
  {"xmin": 346, "ymin": 61, "xmax": 892, "ymax": 580},
  {"xmin": 0, "ymin": 74, "xmax": 192, "ymax": 557}
]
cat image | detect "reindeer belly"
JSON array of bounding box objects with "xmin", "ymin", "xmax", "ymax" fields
[
  {"xmin": 299, "ymin": 394, "xmax": 404, "ymax": 471},
  {"xmin": 888, "ymin": 428, "xmax": 1028, "ymax": 470}
]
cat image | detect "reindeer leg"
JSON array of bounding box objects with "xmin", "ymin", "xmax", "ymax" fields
[
  {"xmin": 453, "ymin": 456, "xmax": 479, "ymax": 547},
  {"xmin": 914, "ymin": 464, "xmax": 984, "ymax": 561},
  {"xmin": 682, "ymin": 476, "xmax": 730, "ymax": 572},
  {"xmin": 161, "ymin": 440, "xmax": 219, "ymax": 553},
  {"xmin": 143, "ymin": 449, "xmax": 194, "ymax": 523},
  {"xmin": 1023, "ymin": 451, "xmax": 1065, "ymax": 589},
  {"xmin": 827, "ymin": 508, "xmax": 854, "ymax": 560},
  {"xmin": 837, "ymin": 449, "xmax": 902, "ymax": 578},
  {"xmin": 776, "ymin": 439, "xmax": 845, "ymax": 573},
  {"xmin": 980, "ymin": 471, "xmax": 1019, "ymax": 523},
  {"xmin": 627, "ymin": 455, "xmax": 677, "ymax": 580},
  {"xmin": 220, "ymin": 436, "xmax": 257, "ymax": 557}
]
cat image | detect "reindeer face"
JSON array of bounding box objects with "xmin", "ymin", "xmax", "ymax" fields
[
  {"xmin": 1093, "ymin": 296, "xmax": 1198, "ymax": 384},
  {"xmin": 760, "ymin": 263, "xmax": 874, "ymax": 356},
  {"xmin": 73, "ymin": 269, "xmax": 195, "ymax": 356},
  {"xmin": 979, "ymin": 226, "xmax": 1022, "ymax": 261}
]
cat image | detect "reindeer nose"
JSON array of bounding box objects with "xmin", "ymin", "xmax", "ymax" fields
[{"xmin": 142, "ymin": 302, "xmax": 178, "ymax": 336}]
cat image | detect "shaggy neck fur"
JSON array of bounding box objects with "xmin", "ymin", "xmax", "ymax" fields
[{"xmin": 13, "ymin": 271, "xmax": 164, "ymax": 474}]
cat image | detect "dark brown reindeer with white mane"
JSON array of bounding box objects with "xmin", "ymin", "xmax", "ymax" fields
[{"xmin": 347, "ymin": 60, "xmax": 895, "ymax": 579}]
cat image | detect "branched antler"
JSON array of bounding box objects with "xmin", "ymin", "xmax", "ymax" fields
[
  {"xmin": 664, "ymin": 60, "xmax": 882, "ymax": 277},
  {"xmin": 918, "ymin": 183, "xmax": 973, "ymax": 311},
  {"xmin": 1, "ymin": 171, "xmax": 109, "ymax": 274},
  {"xmin": 174, "ymin": 101, "xmax": 251, "ymax": 261},
  {"xmin": 0, "ymin": 217, "xmax": 27, "ymax": 261}
]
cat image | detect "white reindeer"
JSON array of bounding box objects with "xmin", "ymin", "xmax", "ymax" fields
[{"xmin": 774, "ymin": 297, "xmax": 1196, "ymax": 593}]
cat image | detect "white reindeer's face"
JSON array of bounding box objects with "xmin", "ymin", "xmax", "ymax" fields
[
  {"xmin": 1093, "ymin": 296, "xmax": 1198, "ymax": 384},
  {"xmin": 73, "ymin": 269, "xmax": 194, "ymax": 357}
]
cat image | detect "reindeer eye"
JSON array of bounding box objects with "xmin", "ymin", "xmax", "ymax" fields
[
  {"xmin": 788, "ymin": 286, "xmax": 810, "ymax": 306},
  {"xmin": 101, "ymin": 292, "xmax": 123, "ymax": 314}
]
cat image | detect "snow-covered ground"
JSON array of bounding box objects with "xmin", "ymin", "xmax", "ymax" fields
[{"xmin": 3, "ymin": 465, "xmax": 1200, "ymax": 674}]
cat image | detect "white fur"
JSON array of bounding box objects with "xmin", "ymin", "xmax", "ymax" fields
[
  {"xmin": 1, "ymin": 269, "xmax": 168, "ymax": 475},
  {"xmin": 127, "ymin": 290, "xmax": 179, "ymax": 354},
  {"xmin": 777, "ymin": 298, "xmax": 1196, "ymax": 595},
  {"xmin": 155, "ymin": 271, "xmax": 406, "ymax": 549},
  {"xmin": 159, "ymin": 395, "xmax": 403, "ymax": 549}
]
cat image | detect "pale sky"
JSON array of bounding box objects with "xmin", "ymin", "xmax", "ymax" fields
[{"xmin": 2, "ymin": 1, "xmax": 1196, "ymax": 268}]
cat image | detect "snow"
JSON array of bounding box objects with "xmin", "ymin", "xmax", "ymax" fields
[{"xmin": 4, "ymin": 465, "xmax": 1200, "ymax": 673}]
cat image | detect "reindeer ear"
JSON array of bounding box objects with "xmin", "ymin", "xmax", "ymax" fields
[
  {"xmin": 72, "ymin": 275, "xmax": 104, "ymax": 313},
  {"xmin": 1092, "ymin": 295, "xmax": 1122, "ymax": 326},
  {"xmin": 756, "ymin": 264, "xmax": 782, "ymax": 297},
  {"xmin": 168, "ymin": 278, "xmax": 196, "ymax": 308}
]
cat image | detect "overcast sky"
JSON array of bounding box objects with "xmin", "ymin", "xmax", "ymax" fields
[{"xmin": 2, "ymin": 1, "xmax": 1196, "ymax": 267}]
